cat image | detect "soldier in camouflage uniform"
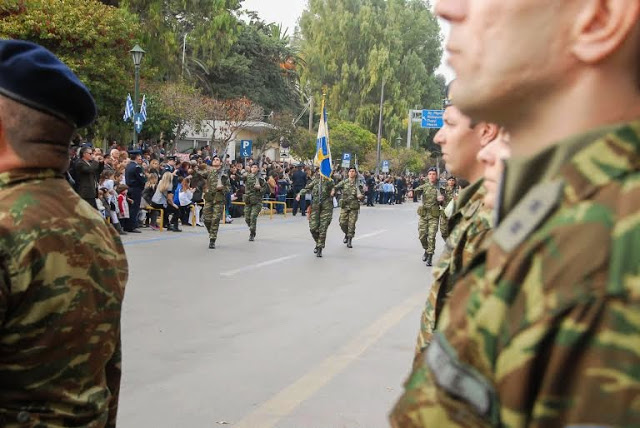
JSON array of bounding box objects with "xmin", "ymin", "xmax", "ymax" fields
[
  {"xmin": 243, "ymin": 164, "xmax": 267, "ymax": 241},
  {"xmin": 413, "ymin": 167, "xmax": 442, "ymax": 266},
  {"xmin": 296, "ymin": 170, "xmax": 335, "ymax": 257},
  {"xmin": 0, "ymin": 40, "xmax": 128, "ymax": 427},
  {"xmin": 333, "ymin": 167, "xmax": 364, "ymax": 248},
  {"xmin": 438, "ymin": 177, "xmax": 457, "ymax": 240},
  {"xmin": 390, "ymin": 1, "xmax": 640, "ymax": 426},
  {"xmin": 201, "ymin": 155, "xmax": 230, "ymax": 249}
]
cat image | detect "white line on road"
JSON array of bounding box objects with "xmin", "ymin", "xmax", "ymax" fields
[
  {"xmin": 232, "ymin": 291, "xmax": 424, "ymax": 428},
  {"xmin": 353, "ymin": 229, "xmax": 387, "ymax": 241},
  {"xmin": 220, "ymin": 255, "xmax": 299, "ymax": 277}
]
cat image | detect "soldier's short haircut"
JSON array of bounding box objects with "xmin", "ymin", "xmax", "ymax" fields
[{"xmin": 0, "ymin": 95, "xmax": 73, "ymax": 162}]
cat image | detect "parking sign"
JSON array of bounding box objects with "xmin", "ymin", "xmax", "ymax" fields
[{"xmin": 240, "ymin": 140, "xmax": 252, "ymax": 157}]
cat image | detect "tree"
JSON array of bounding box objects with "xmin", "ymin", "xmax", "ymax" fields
[
  {"xmin": 201, "ymin": 96, "xmax": 264, "ymax": 153},
  {"xmin": 207, "ymin": 18, "xmax": 302, "ymax": 113},
  {"xmin": 328, "ymin": 120, "xmax": 378, "ymax": 165},
  {"xmin": 298, "ymin": 0, "xmax": 443, "ymax": 140},
  {"xmin": 0, "ymin": 0, "xmax": 140, "ymax": 137}
]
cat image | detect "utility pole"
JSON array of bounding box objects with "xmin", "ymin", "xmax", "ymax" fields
[
  {"xmin": 308, "ymin": 96, "xmax": 314, "ymax": 134},
  {"xmin": 375, "ymin": 78, "xmax": 385, "ymax": 175}
]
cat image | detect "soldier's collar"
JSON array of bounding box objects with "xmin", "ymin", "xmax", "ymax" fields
[
  {"xmin": 0, "ymin": 168, "xmax": 62, "ymax": 190},
  {"xmin": 496, "ymin": 121, "xmax": 638, "ymax": 224}
]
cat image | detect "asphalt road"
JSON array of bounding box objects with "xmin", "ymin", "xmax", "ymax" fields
[{"xmin": 118, "ymin": 201, "xmax": 443, "ymax": 428}]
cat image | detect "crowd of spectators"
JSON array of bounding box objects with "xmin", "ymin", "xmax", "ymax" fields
[{"xmin": 65, "ymin": 139, "xmax": 434, "ymax": 234}]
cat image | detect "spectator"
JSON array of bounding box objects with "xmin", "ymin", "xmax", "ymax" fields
[
  {"xmin": 124, "ymin": 151, "xmax": 146, "ymax": 233},
  {"xmin": 151, "ymin": 171, "xmax": 181, "ymax": 232},
  {"xmin": 74, "ymin": 145, "xmax": 104, "ymax": 209}
]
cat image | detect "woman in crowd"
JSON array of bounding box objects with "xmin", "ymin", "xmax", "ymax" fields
[
  {"xmin": 151, "ymin": 171, "xmax": 181, "ymax": 232},
  {"xmin": 178, "ymin": 176, "xmax": 195, "ymax": 226}
]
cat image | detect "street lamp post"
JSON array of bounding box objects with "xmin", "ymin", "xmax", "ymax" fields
[{"xmin": 130, "ymin": 44, "xmax": 145, "ymax": 148}]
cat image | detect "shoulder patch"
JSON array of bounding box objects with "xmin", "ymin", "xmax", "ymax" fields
[{"xmin": 493, "ymin": 180, "xmax": 564, "ymax": 253}]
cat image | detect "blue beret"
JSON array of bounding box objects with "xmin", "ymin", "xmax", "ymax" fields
[{"xmin": 0, "ymin": 39, "xmax": 96, "ymax": 128}]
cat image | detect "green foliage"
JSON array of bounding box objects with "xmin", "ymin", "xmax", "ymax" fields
[
  {"xmin": 207, "ymin": 18, "xmax": 301, "ymax": 113},
  {"xmin": 0, "ymin": 0, "xmax": 140, "ymax": 135},
  {"xmin": 328, "ymin": 120, "xmax": 377, "ymax": 164},
  {"xmin": 121, "ymin": 0, "xmax": 242, "ymax": 81},
  {"xmin": 299, "ymin": 0, "xmax": 443, "ymax": 139}
]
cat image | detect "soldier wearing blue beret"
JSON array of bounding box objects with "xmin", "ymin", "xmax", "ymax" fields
[{"xmin": 0, "ymin": 40, "xmax": 128, "ymax": 427}]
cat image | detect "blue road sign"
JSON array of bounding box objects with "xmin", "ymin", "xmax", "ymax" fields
[
  {"xmin": 134, "ymin": 113, "xmax": 144, "ymax": 134},
  {"xmin": 421, "ymin": 109, "xmax": 444, "ymax": 129},
  {"xmin": 342, "ymin": 152, "xmax": 351, "ymax": 168},
  {"xmin": 240, "ymin": 139, "xmax": 253, "ymax": 157},
  {"xmin": 381, "ymin": 160, "xmax": 390, "ymax": 173}
]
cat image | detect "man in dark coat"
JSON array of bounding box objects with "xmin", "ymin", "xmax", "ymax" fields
[
  {"xmin": 124, "ymin": 151, "xmax": 146, "ymax": 232},
  {"xmin": 74, "ymin": 145, "xmax": 103, "ymax": 209},
  {"xmin": 291, "ymin": 164, "xmax": 308, "ymax": 216}
]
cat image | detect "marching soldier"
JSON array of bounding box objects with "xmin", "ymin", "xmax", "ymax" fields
[
  {"xmin": 200, "ymin": 155, "xmax": 230, "ymax": 249},
  {"xmin": 296, "ymin": 169, "xmax": 335, "ymax": 257},
  {"xmin": 413, "ymin": 167, "xmax": 442, "ymax": 266},
  {"xmin": 439, "ymin": 176, "xmax": 457, "ymax": 240},
  {"xmin": 334, "ymin": 167, "xmax": 364, "ymax": 248},
  {"xmin": 243, "ymin": 163, "xmax": 267, "ymax": 241}
]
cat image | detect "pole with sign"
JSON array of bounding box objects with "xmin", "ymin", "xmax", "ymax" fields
[
  {"xmin": 341, "ymin": 153, "xmax": 351, "ymax": 168},
  {"xmin": 381, "ymin": 160, "xmax": 390, "ymax": 173},
  {"xmin": 421, "ymin": 109, "xmax": 444, "ymax": 128},
  {"xmin": 239, "ymin": 140, "xmax": 253, "ymax": 158}
]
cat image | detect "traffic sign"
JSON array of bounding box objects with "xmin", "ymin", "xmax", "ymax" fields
[
  {"xmin": 421, "ymin": 109, "xmax": 444, "ymax": 129},
  {"xmin": 239, "ymin": 139, "xmax": 253, "ymax": 157},
  {"xmin": 381, "ymin": 160, "xmax": 390, "ymax": 173},
  {"xmin": 342, "ymin": 153, "xmax": 351, "ymax": 168},
  {"xmin": 134, "ymin": 113, "xmax": 144, "ymax": 134}
]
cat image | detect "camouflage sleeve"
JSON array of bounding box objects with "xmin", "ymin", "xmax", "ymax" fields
[
  {"xmin": 298, "ymin": 179, "xmax": 315, "ymax": 197},
  {"xmin": 0, "ymin": 257, "xmax": 7, "ymax": 325},
  {"xmin": 105, "ymin": 333, "xmax": 122, "ymax": 428},
  {"xmin": 334, "ymin": 179, "xmax": 346, "ymax": 191},
  {"xmin": 500, "ymin": 296, "xmax": 640, "ymax": 427},
  {"xmin": 260, "ymin": 177, "xmax": 268, "ymax": 194}
]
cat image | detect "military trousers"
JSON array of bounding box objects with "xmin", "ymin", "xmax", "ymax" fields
[
  {"xmin": 244, "ymin": 202, "xmax": 261, "ymax": 233},
  {"xmin": 308, "ymin": 201, "xmax": 333, "ymax": 248},
  {"xmin": 418, "ymin": 215, "xmax": 439, "ymax": 254},
  {"xmin": 339, "ymin": 206, "xmax": 359, "ymax": 238},
  {"xmin": 203, "ymin": 200, "xmax": 225, "ymax": 243}
]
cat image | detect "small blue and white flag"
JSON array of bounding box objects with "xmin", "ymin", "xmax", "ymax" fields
[
  {"xmin": 313, "ymin": 98, "xmax": 332, "ymax": 179},
  {"xmin": 140, "ymin": 95, "xmax": 148, "ymax": 122},
  {"xmin": 123, "ymin": 94, "xmax": 134, "ymax": 122}
]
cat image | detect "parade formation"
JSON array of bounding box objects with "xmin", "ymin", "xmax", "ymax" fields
[{"xmin": 1, "ymin": 0, "xmax": 640, "ymax": 426}]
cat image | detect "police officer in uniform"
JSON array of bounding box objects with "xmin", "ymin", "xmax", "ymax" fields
[
  {"xmin": 0, "ymin": 40, "xmax": 128, "ymax": 427},
  {"xmin": 124, "ymin": 150, "xmax": 146, "ymax": 232}
]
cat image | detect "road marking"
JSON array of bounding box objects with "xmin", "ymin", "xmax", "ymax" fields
[
  {"xmin": 353, "ymin": 229, "xmax": 387, "ymax": 241},
  {"xmin": 220, "ymin": 255, "xmax": 299, "ymax": 277},
  {"xmin": 233, "ymin": 291, "xmax": 424, "ymax": 428}
]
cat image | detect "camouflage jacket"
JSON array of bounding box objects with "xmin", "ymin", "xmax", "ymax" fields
[
  {"xmin": 414, "ymin": 182, "xmax": 440, "ymax": 217},
  {"xmin": 0, "ymin": 169, "xmax": 128, "ymax": 428},
  {"xmin": 414, "ymin": 179, "xmax": 492, "ymax": 361},
  {"xmin": 298, "ymin": 176, "xmax": 335, "ymax": 207},
  {"xmin": 244, "ymin": 173, "xmax": 267, "ymax": 205},
  {"xmin": 334, "ymin": 178, "xmax": 363, "ymax": 210},
  {"xmin": 390, "ymin": 122, "xmax": 640, "ymax": 427},
  {"xmin": 441, "ymin": 185, "xmax": 456, "ymax": 217},
  {"xmin": 199, "ymin": 167, "xmax": 230, "ymax": 203}
]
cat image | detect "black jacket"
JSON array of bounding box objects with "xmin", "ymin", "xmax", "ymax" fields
[
  {"xmin": 291, "ymin": 169, "xmax": 308, "ymax": 190},
  {"xmin": 74, "ymin": 159, "xmax": 103, "ymax": 199},
  {"xmin": 125, "ymin": 162, "xmax": 147, "ymax": 189}
]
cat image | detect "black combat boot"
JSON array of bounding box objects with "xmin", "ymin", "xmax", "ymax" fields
[
  {"xmin": 422, "ymin": 251, "xmax": 428, "ymax": 261},
  {"xmin": 347, "ymin": 237, "xmax": 353, "ymax": 248},
  {"xmin": 316, "ymin": 247, "xmax": 323, "ymax": 258},
  {"xmin": 313, "ymin": 246, "xmax": 318, "ymax": 254},
  {"xmin": 426, "ymin": 254, "xmax": 433, "ymax": 266},
  {"xmin": 209, "ymin": 239, "xmax": 216, "ymax": 249},
  {"xmin": 343, "ymin": 234, "xmax": 348, "ymax": 244},
  {"xmin": 249, "ymin": 231, "xmax": 255, "ymax": 241}
]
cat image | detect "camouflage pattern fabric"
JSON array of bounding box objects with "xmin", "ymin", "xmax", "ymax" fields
[
  {"xmin": 415, "ymin": 182, "xmax": 440, "ymax": 254},
  {"xmin": 0, "ymin": 169, "xmax": 128, "ymax": 428},
  {"xmin": 334, "ymin": 178, "xmax": 363, "ymax": 237},
  {"xmin": 390, "ymin": 122, "xmax": 640, "ymax": 427},
  {"xmin": 439, "ymin": 185, "xmax": 456, "ymax": 240},
  {"xmin": 244, "ymin": 173, "xmax": 267, "ymax": 234},
  {"xmin": 299, "ymin": 177, "xmax": 335, "ymax": 248},
  {"xmin": 414, "ymin": 180, "xmax": 492, "ymax": 365},
  {"xmin": 202, "ymin": 168, "xmax": 230, "ymax": 243}
]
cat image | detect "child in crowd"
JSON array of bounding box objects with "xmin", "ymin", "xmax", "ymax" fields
[
  {"xmin": 178, "ymin": 176, "xmax": 195, "ymax": 226},
  {"xmin": 116, "ymin": 184, "xmax": 131, "ymax": 224},
  {"xmin": 100, "ymin": 170, "xmax": 126, "ymax": 235},
  {"xmin": 96, "ymin": 189, "xmax": 107, "ymax": 219}
]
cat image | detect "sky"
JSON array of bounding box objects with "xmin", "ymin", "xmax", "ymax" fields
[{"xmin": 241, "ymin": 0, "xmax": 454, "ymax": 82}]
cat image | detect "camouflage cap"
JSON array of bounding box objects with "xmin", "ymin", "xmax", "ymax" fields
[{"xmin": 0, "ymin": 39, "xmax": 97, "ymax": 128}]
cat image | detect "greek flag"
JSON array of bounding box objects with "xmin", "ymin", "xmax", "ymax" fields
[
  {"xmin": 313, "ymin": 99, "xmax": 332, "ymax": 179},
  {"xmin": 140, "ymin": 95, "xmax": 147, "ymax": 122},
  {"xmin": 123, "ymin": 94, "xmax": 134, "ymax": 122}
]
